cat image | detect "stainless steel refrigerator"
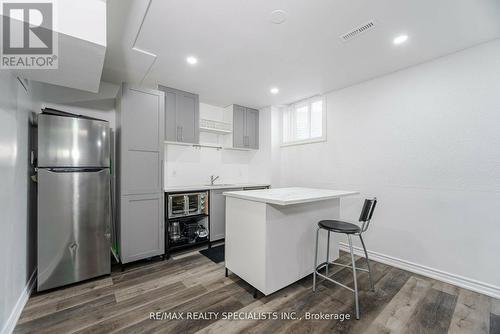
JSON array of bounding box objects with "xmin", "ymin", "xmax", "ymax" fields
[{"xmin": 37, "ymin": 111, "xmax": 111, "ymax": 291}]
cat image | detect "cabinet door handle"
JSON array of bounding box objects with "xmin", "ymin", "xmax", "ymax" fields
[
  {"xmin": 176, "ymin": 126, "xmax": 180, "ymax": 141},
  {"xmin": 160, "ymin": 159, "xmax": 164, "ymax": 190},
  {"xmin": 180, "ymin": 126, "xmax": 183, "ymax": 141}
]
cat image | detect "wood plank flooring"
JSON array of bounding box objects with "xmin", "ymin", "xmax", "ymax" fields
[{"xmin": 14, "ymin": 251, "xmax": 499, "ymax": 334}]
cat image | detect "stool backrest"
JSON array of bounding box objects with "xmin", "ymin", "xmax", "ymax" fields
[{"xmin": 359, "ymin": 198, "xmax": 377, "ymax": 232}]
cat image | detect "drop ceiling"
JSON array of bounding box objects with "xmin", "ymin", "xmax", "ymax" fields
[{"xmin": 103, "ymin": 0, "xmax": 500, "ymax": 108}]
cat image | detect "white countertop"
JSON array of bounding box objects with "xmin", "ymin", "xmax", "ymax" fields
[
  {"xmin": 223, "ymin": 187, "xmax": 359, "ymax": 206},
  {"xmin": 164, "ymin": 183, "xmax": 270, "ymax": 192}
]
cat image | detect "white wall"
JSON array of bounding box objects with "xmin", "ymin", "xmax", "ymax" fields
[
  {"xmin": 165, "ymin": 103, "xmax": 271, "ymax": 187},
  {"xmin": 276, "ymin": 40, "xmax": 500, "ymax": 294},
  {"xmin": 0, "ymin": 74, "xmax": 34, "ymax": 333},
  {"xmin": 0, "ymin": 79, "xmax": 117, "ymax": 333},
  {"xmin": 30, "ymin": 81, "xmax": 118, "ymax": 127}
]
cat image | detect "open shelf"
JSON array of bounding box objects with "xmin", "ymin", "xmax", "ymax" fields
[
  {"xmin": 164, "ymin": 141, "xmax": 223, "ymax": 150},
  {"xmin": 199, "ymin": 118, "xmax": 232, "ymax": 134},
  {"xmin": 199, "ymin": 126, "xmax": 232, "ymax": 135}
]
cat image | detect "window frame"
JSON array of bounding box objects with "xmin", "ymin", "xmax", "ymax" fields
[{"xmin": 280, "ymin": 95, "xmax": 327, "ymax": 147}]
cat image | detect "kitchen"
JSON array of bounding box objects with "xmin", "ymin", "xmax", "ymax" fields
[{"xmin": 1, "ymin": 1, "xmax": 500, "ymax": 334}]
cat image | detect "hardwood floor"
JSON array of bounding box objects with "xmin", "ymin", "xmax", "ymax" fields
[{"xmin": 15, "ymin": 251, "xmax": 499, "ymax": 334}]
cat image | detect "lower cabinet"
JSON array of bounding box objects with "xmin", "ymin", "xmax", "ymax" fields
[
  {"xmin": 120, "ymin": 193, "xmax": 164, "ymax": 264},
  {"xmin": 210, "ymin": 188, "xmax": 242, "ymax": 242}
]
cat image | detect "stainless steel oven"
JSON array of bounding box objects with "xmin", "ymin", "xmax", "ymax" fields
[{"xmin": 168, "ymin": 191, "xmax": 208, "ymax": 219}]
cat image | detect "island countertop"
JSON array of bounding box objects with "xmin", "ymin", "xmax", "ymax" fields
[{"xmin": 223, "ymin": 187, "xmax": 359, "ymax": 206}]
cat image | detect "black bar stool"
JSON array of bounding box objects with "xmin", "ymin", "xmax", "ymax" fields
[{"xmin": 313, "ymin": 198, "xmax": 377, "ymax": 320}]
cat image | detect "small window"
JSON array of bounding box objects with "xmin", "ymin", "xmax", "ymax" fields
[{"xmin": 282, "ymin": 96, "xmax": 326, "ymax": 146}]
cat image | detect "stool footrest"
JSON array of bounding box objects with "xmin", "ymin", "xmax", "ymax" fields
[
  {"xmin": 330, "ymin": 262, "xmax": 369, "ymax": 272},
  {"xmin": 315, "ymin": 261, "xmax": 369, "ymax": 273},
  {"xmin": 314, "ymin": 271, "xmax": 354, "ymax": 292}
]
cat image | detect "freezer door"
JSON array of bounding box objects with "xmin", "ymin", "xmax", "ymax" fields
[
  {"xmin": 37, "ymin": 168, "xmax": 111, "ymax": 291},
  {"xmin": 38, "ymin": 114, "xmax": 110, "ymax": 167}
]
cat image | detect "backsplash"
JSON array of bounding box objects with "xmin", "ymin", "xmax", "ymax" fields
[{"xmin": 164, "ymin": 144, "xmax": 252, "ymax": 187}]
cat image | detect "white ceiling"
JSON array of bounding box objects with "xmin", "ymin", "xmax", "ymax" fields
[{"xmin": 103, "ymin": 0, "xmax": 500, "ymax": 108}]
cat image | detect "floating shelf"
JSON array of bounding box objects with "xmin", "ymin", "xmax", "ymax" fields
[
  {"xmin": 199, "ymin": 127, "xmax": 232, "ymax": 135},
  {"xmin": 164, "ymin": 141, "xmax": 223, "ymax": 150},
  {"xmin": 193, "ymin": 143, "xmax": 223, "ymax": 150},
  {"xmin": 164, "ymin": 140, "xmax": 192, "ymax": 147},
  {"xmin": 199, "ymin": 118, "xmax": 232, "ymax": 134}
]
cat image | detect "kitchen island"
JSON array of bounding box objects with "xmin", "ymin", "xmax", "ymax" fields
[{"xmin": 224, "ymin": 187, "xmax": 359, "ymax": 296}]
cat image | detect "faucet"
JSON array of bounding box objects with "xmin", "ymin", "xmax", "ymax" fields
[{"xmin": 210, "ymin": 175, "xmax": 220, "ymax": 185}]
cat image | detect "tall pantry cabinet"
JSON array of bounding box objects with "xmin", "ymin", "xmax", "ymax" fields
[{"xmin": 116, "ymin": 84, "xmax": 165, "ymax": 264}]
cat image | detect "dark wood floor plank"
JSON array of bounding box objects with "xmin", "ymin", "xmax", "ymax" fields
[
  {"xmin": 239, "ymin": 257, "xmax": 380, "ymax": 334},
  {"xmin": 74, "ymin": 283, "xmax": 208, "ymax": 334},
  {"xmin": 112, "ymin": 253, "xmax": 208, "ymax": 284},
  {"xmin": 196, "ymin": 283, "xmax": 307, "ymax": 334},
  {"xmin": 431, "ymin": 280, "xmax": 460, "ymax": 297},
  {"xmin": 119, "ymin": 281, "xmax": 254, "ymax": 334},
  {"xmin": 14, "ymin": 294, "xmax": 116, "ymax": 334},
  {"xmin": 20, "ymin": 255, "xmax": 210, "ymax": 324},
  {"xmin": 18, "ymin": 279, "xmax": 117, "ymax": 324},
  {"xmin": 405, "ymin": 287, "xmax": 458, "ymax": 334},
  {"xmin": 19, "ymin": 257, "xmax": 209, "ymax": 323},
  {"xmin": 35, "ymin": 281, "xmax": 185, "ymax": 334},
  {"xmin": 14, "ymin": 250, "xmax": 494, "ymax": 334},
  {"xmin": 114, "ymin": 256, "xmax": 220, "ymax": 302},
  {"xmin": 23, "ymin": 276, "xmax": 113, "ymax": 311},
  {"xmin": 153, "ymin": 296, "xmax": 245, "ymax": 334},
  {"xmin": 271, "ymin": 260, "xmax": 387, "ymax": 334},
  {"xmin": 448, "ymin": 289, "xmax": 490, "ymax": 334},
  {"xmin": 315, "ymin": 265, "xmax": 411, "ymax": 334},
  {"xmin": 490, "ymin": 313, "xmax": 500, "ymax": 334},
  {"xmin": 366, "ymin": 276, "xmax": 432, "ymax": 334},
  {"xmin": 491, "ymin": 298, "xmax": 500, "ymax": 316}
]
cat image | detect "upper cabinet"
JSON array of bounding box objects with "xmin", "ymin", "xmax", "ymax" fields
[
  {"xmin": 225, "ymin": 105, "xmax": 259, "ymax": 150},
  {"xmin": 245, "ymin": 108, "xmax": 259, "ymax": 149},
  {"xmin": 158, "ymin": 85, "xmax": 199, "ymax": 144}
]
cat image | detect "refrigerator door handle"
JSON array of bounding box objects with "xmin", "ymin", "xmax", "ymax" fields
[{"xmin": 45, "ymin": 167, "xmax": 108, "ymax": 173}]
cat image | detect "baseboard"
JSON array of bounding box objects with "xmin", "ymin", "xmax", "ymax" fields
[
  {"xmin": 1, "ymin": 269, "xmax": 36, "ymax": 334},
  {"xmin": 339, "ymin": 242, "xmax": 500, "ymax": 299}
]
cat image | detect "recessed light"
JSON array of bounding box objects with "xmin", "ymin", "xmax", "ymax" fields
[
  {"xmin": 270, "ymin": 10, "xmax": 287, "ymax": 24},
  {"xmin": 186, "ymin": 56, "xmax": 198, "ymax": 65},
  {"xmin": 393, "ymin": 34, "xmax": 408, "ymax": 45},
  {"xmin": 270, "ymin": 87, "xmax": 279, "ymax": 94}
]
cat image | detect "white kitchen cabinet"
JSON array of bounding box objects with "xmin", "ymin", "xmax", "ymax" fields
[
  {"xmin": 223, "ymin": 105, "xmax": 259, "ymax": 150},
  {"xmin": 210, "ymin": 188, "xmax": 243, "ymax": 241},
  {"xmin": 116, "ymin": 83, "xmax": 165, "ymax": 264},
  {"xmin": 120, "ymin": 193, "xmax": 164, "ymax": 263},
  {"xmin": 158, "ymin": 85, "xmax": 199, "ymax": 144}
]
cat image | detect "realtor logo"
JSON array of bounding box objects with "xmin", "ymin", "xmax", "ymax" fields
[{"xmin": 1, "ymin": 0, "xmax": 58, "ymax": 69}]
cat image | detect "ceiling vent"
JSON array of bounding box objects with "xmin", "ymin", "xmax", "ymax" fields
[{"xmin": 340, "ymin": 20, "xmax": 376, "ymax": 42}]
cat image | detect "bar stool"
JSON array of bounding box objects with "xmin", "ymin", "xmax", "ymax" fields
[{"xmin": 313, "ymin": 198, "xmax": 377, "ymax": 320}]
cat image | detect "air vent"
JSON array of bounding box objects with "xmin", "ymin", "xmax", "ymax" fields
[{"xmin": 340, "ymin": 20, "xmax": 376, "ymax": 42}]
